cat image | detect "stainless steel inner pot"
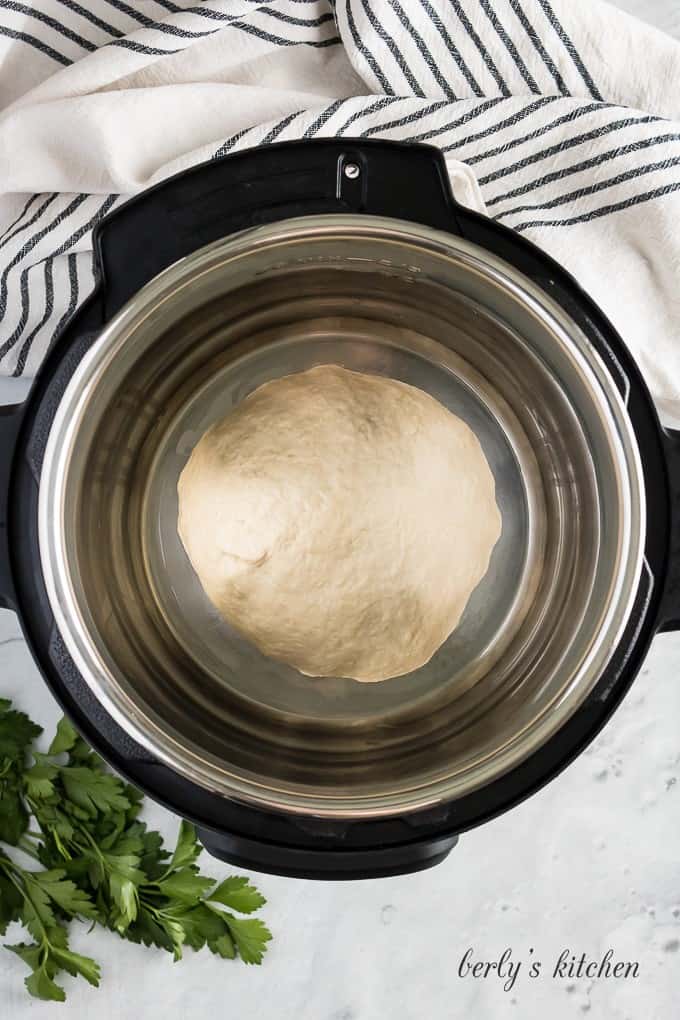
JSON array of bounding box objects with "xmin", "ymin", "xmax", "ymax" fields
[{"xmin": 39, "ymin": 215, "xmax": 646, "ymax": 817}]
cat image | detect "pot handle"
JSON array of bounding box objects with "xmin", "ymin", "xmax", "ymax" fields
[
  {"xmin": 195, "ymin": 824, "xmax": 458, "ymax": 880},
  {"xmin": 0, "ymin": 402, "xmax": 24, "ymax": 611},
  {"xmin": 658, "ymin": 427, "xmax": 680, "ymax": 631},
  {"xmin": 93, "ymin": 138, "xmax": 461, "ymax": 320}
]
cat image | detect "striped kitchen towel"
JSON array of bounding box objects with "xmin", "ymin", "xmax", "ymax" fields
[{"xmin": 1, "ymin": 1, "xmax": 680, "ymax": 418}]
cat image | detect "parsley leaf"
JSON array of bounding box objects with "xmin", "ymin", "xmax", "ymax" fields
[
  {"xmin": 6, "ymin": 925, "xmax": 100, "ymax": 1001},
  {"xmin": 21, "ymin": 873, "xmax": 58, "ymax": 939},
  {"xmin": 212, "ymin": 932, "xmax": 236, "ymax": 959},
  {"xmin": 0, "ymin": 775, "xmax": 28, "ymax": 844},
  {"xmin": 155, "ymin": 913, "xmax": 186, "ymax": 961},
  {"xmin": 208, "ymin": 876, "xmax": 267, "ymax": 914},
  {"xmin": 24, "ymin": 763, "xmax": 57, "ymax": 800},
  {"xmin": 138, "ymin": 827, "xmax": 169, "ymax": 880},
  {"xmin": 0, "ymin": 706, "xmax": 41, "ymax": 763},
  {"xmin": 176, "ymin": 902, "xmax": 225, "ymax": 948},
  {"xmin": 124, "ymin": 905, "xmax": 175, "ymax": 952},
  {"xmin": 32, "ymin": 869, "xmax": 98, "ymax": 919},
  {"xmin": 6, "ymin": 940, "xmax": 43, "ymax": 972},
  {"xmin": 98, "ymin": 852, "xmax": 146, "ymax": 929},
  {"xmin": 0, "ymin": 704, "xmax": 271, "ymax": 1000},
  {"xmin": 219, "ymin": 914, "xmax": 272, "ymax": 965},
  {"xmin": 0, "ymin": 867, "xmax": 23, "ymax": 934},
  {"xmin": 155, "ymin": 869, "xmax": 216, "ymax": 904},
  {"xmin": 9, "ymin": 941, "xmax": 67, "ymax": 1003},
  {"xmin": 48, "ymin": 717, "xmax": 78, "ymax": 755},
  {"xmin": 168, "ymin": 820, "xmax": 201, "ymax": 870},
  {"xmin": 50, "ymin": 943, "xmax": 101, "ymax": 987},
  {"xmin": 60, "ymin": 768, "xmax": 131, "ymax": 816}
]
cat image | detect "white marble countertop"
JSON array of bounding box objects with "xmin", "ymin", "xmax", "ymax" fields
[{"xmin": 2, "ymin": 2, "xmax": 679, "ymax": 1017}]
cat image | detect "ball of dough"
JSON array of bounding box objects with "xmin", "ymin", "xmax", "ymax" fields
[{"xmin": 177, "ymin": 365, "xmax": 501, "ymax": 682}]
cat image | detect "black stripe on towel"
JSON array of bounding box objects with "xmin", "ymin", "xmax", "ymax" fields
[
  {"xmin": 304, "ymin": 98, "xmax": 348, "ymax": 137},
  {"xmin": 0, "ymin": 23, "xmax": 71, "ymax": 65},
  {"xmin": 357, "ymin": 0, "xmax": 426, "ymax": 96},
  {"xmin": 362, "ymin": 99, "xmax": 451, "ymax": 137},
  {"xmin": 13, "ymin": 258, "xmax": 55, "ymax": 377},
  {"xmin": 98, "ymin": 0, "xmax": 239, "ymax": 39},
  {"xmin": 498, "ymin": 155, "xmax": 680, "ymax": 220},
  {"xmin": 0, "ymin": 195, "xmax": 88, "ymax": 323},
  {"xmin": 387, "ymin": 0, "xmax": 457, "ymax": 99},
  {"xmin": 53, "ymin": 0, "xmax": 123, "ymax": 39},
  {"xmin": 536, "ymin": 0, "xmax": 603, "ymax": 101},
  {"xmin": 344, "ymin": 1, "xmax": 395, "ymax": 94},
  {"xmin": 0, "ymin": 196, "xmax": 116, "ymax": 360},
  {"xmin": 0, "ymin": 268, "xmax": 31, "ymax": 366},
  {"xmin": 478, "ymin": 114, "xmax": 661, "ymax": 186},
  {"xmin": 11, "ymin": 255, "xmax": 77, "ymax": 376},
  {"xmin": 54, "ymin": 0, "xmax": 235, "ymax": 39},
  {"xmin": 99, "ymin": 0, "xmax": 153, "ymax": 27},
  {"xmin": 262, "ymin": 10, "xmax": 336, "ymax": 28},
  {"xmin": 260, "ymin": 111, "xmax": 303, "ymax": 144},
  {"xmin": 0, "ymin": 1, "xmax": 96, "ymax": 51},
  {"xmin": 131, "ymin": 21, "xmax": 218, "ymax": 41},
  {"xmin": 0, "ymin": 196, "xmax": 40, "ymax": 245},
  {"xmin": 335, "ymin": 95, "xmax": 403, "ymax": 133},
  {"xmin": 479, "ymin": 0, "xmax": 540, "ymax": 93},
  {"xmin": 111, "ymin": 12, "xmax": 217, "ymax": 41},
  {"xmin": 418, "ymin": 0, "xmax": 483, "ymax": 97},
  {"xmin": 409, "ymin": 97, "xmax": 507, "ymax": 143},
  {"xmin": 0, "ymin": 195, "xmax": 59, "ymax": 255},
  {"xmin": 468, "ymin": 101, "xmax": 606, "ymax": 167},
  {"xmin": 49, "ymin": 253, "xmax": 80, "ymax": 352},
  {"xmin": 230, "ymin": 20, "xmax": 340, "ymax": 48},
  {"xmin": 512, "ymin": 181, "xmax": 680, "ymax": 232},
  {"xmin": 441, "ymin": 96, "xmax": 560, "ymax": 152},
  {"xmin": 449, "ymin": 0, "xmax": 510, "ymax": 96},
  {"xmin": 186, "ymin": 6, "xmax": 337, "ymax": 29},
  {"xmin": 213, "ymin": 125, "xmax": 258, "ymax": 159},
  {"xmin": 160, "ymin": 3, "xmax": 245, "ymax": 24},
  {"xmin": 507, "ymin": 0, "xmax": 568, "ymax": 95},
  {"xmin": 488, "ymin": 131, "xmax": 680, "ymax": 207},
  {"xmin": 109, "ymin": 37, "xmax": 182, "ymax": 55}
]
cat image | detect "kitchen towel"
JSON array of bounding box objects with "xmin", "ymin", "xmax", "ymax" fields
[{"xmin": 1, "ymin": 0, "xmax": 680, "ymax": 418}]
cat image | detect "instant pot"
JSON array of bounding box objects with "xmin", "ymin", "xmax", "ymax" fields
[{"xmin": 1, "ymin": 139, "xmax": 679, "ymax": 879}]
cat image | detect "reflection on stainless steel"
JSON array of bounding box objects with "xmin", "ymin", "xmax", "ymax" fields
[{"xmin": 38, "ymin": 216, "xmax": 645, "ymax": 817}]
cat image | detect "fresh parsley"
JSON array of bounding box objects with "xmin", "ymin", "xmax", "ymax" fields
[{"xmin": 0, "ymin": 699, "xmax": 271, "ymax": 1001}]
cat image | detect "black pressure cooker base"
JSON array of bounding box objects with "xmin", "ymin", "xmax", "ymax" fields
[{"xmin": 2, "ymin": 139, "xmax": 679, "ymax": 879}]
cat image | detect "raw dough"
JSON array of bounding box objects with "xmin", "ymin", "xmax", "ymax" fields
[{"xmin": 177, "ymin": 365, "xmax": 501, "ymax": 682}]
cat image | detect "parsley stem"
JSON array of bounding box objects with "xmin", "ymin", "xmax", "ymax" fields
[
  {"xmin": 3, "ymin": 864, "xmax": 51, "ymax": 948},
  {"xmin": 18, "ymin": 837, "xmax": 42, "ymax": 863},
  {"xmin": 3, "ymin": 864, "xmax": 28, "ymax": 902},
  {"xmin": 0, "ymin": 857, "xmax": 17, "ymax": 880},
  {"xmin": 76, "ymin": 825, "xmax": 106, "ymax": 862},
  {"xmin": 25, "ymin": 797, "xmax": 73, "ymax": 860}
]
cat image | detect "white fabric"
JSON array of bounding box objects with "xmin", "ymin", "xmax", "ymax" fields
[{"xmin": 1, "ymin": 1, "xmax": 680, "ymax": 421}]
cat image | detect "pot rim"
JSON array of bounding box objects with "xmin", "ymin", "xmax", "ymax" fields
[{"xmin": 38, "ymin": 214, "xmax": 646, "ymax": 817}]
